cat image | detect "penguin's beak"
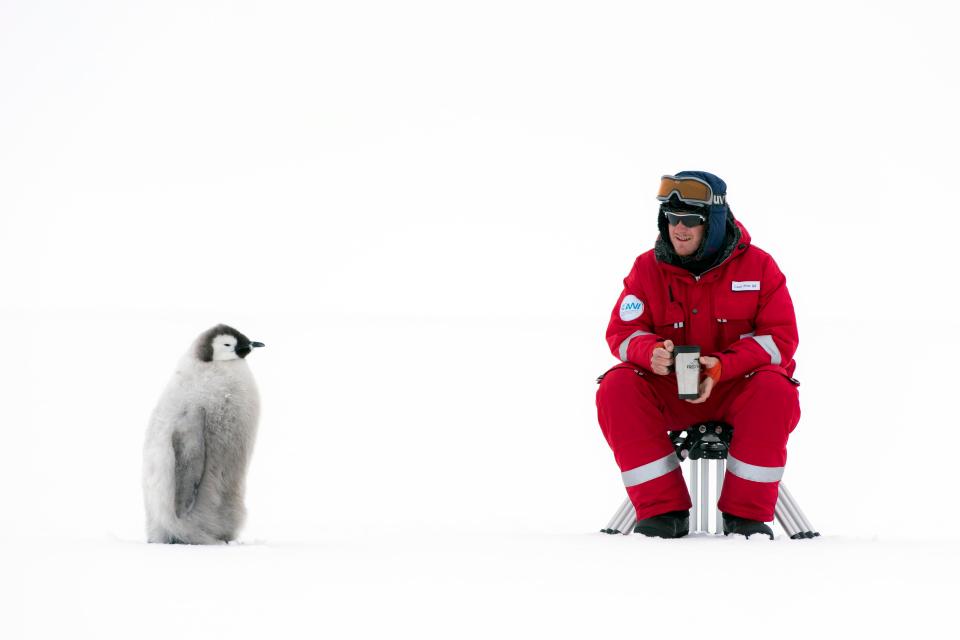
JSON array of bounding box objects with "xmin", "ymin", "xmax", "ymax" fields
[{"xmin": 250, "ymin": 342, "xmax": 265, "ymax": 348}]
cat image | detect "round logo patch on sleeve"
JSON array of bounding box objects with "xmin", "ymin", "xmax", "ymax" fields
[{"xmin": 619, "ymin": 295, "xmax": 645, "ymax": 321}]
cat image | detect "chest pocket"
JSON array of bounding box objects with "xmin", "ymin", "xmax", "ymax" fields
[
  {"xmin": 714, "ymin": 282, "xmax": 760, "ymax": 348},
  {"xmin": 652, "ymin": 301, "xmax": 686, "ymax": 345}
]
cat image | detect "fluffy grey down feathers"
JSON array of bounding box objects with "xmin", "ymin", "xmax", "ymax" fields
[{"xmin": 142, "ymin": 326, "xmax": 261, "ymax": 544}]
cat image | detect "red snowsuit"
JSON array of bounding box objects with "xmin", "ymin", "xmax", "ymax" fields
[{"xmin": 596, "ymin": 221, "xmax": 800, "ymax": 522}]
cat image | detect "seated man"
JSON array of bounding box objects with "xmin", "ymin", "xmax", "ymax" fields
[{"xmin": 596, "ymin": 171, "xmax": 800, "ymax": 539}]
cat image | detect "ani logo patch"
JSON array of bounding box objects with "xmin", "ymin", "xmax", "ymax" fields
[
  {"xmin": 732, "ymin": 281, "xmax": 760, "ymax": 292},
  {"xmin": 619, "ymin": 295, "xmax": 645, "ymax": 321}
]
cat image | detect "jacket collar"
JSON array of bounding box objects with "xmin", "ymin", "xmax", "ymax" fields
[{"xmin": 656, "ymin": 220, "xmax": 751, "ymax": 279}]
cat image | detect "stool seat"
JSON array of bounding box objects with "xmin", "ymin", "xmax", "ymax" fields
[{"xmin": 670, "ymin": 421, "xmax": 733, "ymax": 461}]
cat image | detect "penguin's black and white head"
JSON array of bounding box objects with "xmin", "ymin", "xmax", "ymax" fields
[{"xmin": 194, "ymin": 324, "xmax": 265, "ymax": 362}]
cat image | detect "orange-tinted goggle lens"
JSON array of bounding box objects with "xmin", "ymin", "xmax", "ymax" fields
[{"xmin": 656, "ymin": 176, "xmax": 712, "ymax": 205}]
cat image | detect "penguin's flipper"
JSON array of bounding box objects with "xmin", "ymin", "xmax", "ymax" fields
[{"xmin": 172, "ymin": 407, "xmax": 207, "ymax": 518}]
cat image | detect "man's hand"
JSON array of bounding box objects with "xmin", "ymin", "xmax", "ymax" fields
[
  {"xmin": 650, "ymin": 340, "xmax": 674, "ymax": 375},
  {"xmin": 686, "ymin": 356, "xmax": 720, "ymax": 404}
]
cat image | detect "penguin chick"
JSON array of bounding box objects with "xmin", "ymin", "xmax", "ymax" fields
[{"xmin": 143, "ymin": 324, "xmax": 265, "ymax": 544}]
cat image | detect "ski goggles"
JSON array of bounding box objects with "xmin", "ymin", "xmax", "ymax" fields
[
  {"xmin": 657, "ymin": 175, "xmax": 724, "ymax": 207},
  {"xmin": 663, "ymin": 211, "xmax": 707, "ymax": 227}
]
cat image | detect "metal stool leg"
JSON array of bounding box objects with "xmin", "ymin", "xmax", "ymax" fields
[
  {"xmin": 610, "ymin": 498, "xmax": 631, "ymax": 533},
  {"xmin": 715, "ymin": 459, "xmax": 725, "ymax": 534},
  {"xmin": 699, "ymin": 458, "xmax": 709, "ymax": 533},
  {"xmin": 780, "ymin": 483, "xmax": 819, "ymax": 538},
  {"xmin": 690, "ymin": 458, "xmax": 699, "ymax": 533},
  {"xmin": 603, "ymin": 498, "xmax": 631, "ymax": 534},
  {"xmin": 618, "ymin": 502, "xmax": 637, "ymax": 535},
  {"xmin": 615, "ymin": 498, "xmax": 636, "ymax": 535},
  {"xmin": 774, "ymin": 500, "xmax": 801, "ymax": 538},
  {"xmin": 779, "ymin": 485, "xmax": 808, "ymax": 538}
]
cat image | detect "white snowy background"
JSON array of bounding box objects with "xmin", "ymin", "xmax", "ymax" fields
[{"xmin": 2, "ymin": 1, "xmax": 957, "ymax": 637}]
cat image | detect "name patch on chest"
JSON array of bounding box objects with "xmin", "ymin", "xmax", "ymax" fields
[{"xmin": 731, "ymin": 281, "xmax": 760, "ymax": 292}]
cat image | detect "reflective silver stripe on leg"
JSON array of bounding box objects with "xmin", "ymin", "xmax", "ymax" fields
[
  {"xmin": 751, "ymin": 335, "xmax": 782, "ymax": 366},
  {"xmin": 727, "ymin": 454, "xmax": 784, "ymax": 483},
  {"xmin": 619, "ymin": 330, "xmax": 652, "ymax": 362},
  {"xmin": 621, "ymin": 452, "xmax": 680, "ymax": 487}
]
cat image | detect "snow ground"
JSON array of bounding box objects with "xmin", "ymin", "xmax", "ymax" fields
[
  {"xmin": 3, "ymin": 1, "xmax": 960, "ymax": 638},
  {"xmin": 5, "ymin": 531, "xmax": 957, "ymax": 639}
]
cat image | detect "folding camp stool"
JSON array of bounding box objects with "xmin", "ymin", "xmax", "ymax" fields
[{"xmin": 601, "ymin": 422, "xmax": 819, "ymax": 539}]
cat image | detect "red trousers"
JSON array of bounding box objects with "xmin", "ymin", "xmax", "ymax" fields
[{"xmin": 596, "ymin": 364, "xmax": 800, "ymax": 522}]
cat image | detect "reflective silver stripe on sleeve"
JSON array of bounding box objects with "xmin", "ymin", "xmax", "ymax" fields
[
  {"xmin": 752, "ymin": 334, "xmax": 782, "ymax": 366},
  {"xmin": 621, "ymin": 452, "xmax": 680, "ymax": 487},
  {"xmin": 619, "ymin": 330, "xmax": 652, "ymax": 362},
  {"xmin": 727, "ymin": 454, "xmax": 784, "ymax": 483}
]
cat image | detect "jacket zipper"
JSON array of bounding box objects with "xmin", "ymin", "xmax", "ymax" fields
[
  {"xmin": 692, "ymin": 245, "xmax": 745, "ymax": 282},
  {"xmin": 693, "ymin": 262, "xmax": 723, "ymax": 282}
]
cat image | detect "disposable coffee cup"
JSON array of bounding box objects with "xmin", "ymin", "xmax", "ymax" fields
[{"xmin": 674, "ymin": 346, "xmax": 701, "ymax": 400}]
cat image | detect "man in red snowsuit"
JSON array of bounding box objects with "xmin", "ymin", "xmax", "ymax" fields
[{"xmin": 596, "ymin": 171, "xmax": 800, "ymax": 539}]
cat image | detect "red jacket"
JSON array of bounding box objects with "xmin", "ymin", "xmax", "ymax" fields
[{"xmin": 606, "ymin": 221, "xmax": 798, "ymax": 382}]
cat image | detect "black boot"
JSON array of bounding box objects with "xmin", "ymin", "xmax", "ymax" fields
[
  {"xmin": 634, "ymin": 510, "xmax": 689, "ymax": 539},
  {"xmin": 722, "ymin": 512, "xmax": 774, "ymax": 539}
]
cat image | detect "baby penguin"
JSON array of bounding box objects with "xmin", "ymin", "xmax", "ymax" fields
[{"xmin": 143, "ymin": 324, "xmax": 264, "ymax": 544}]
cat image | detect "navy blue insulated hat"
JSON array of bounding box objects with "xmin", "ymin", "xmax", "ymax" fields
[{"xmin": 668, "ymin": 170, "xmax": 729, "ymax": 258}]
